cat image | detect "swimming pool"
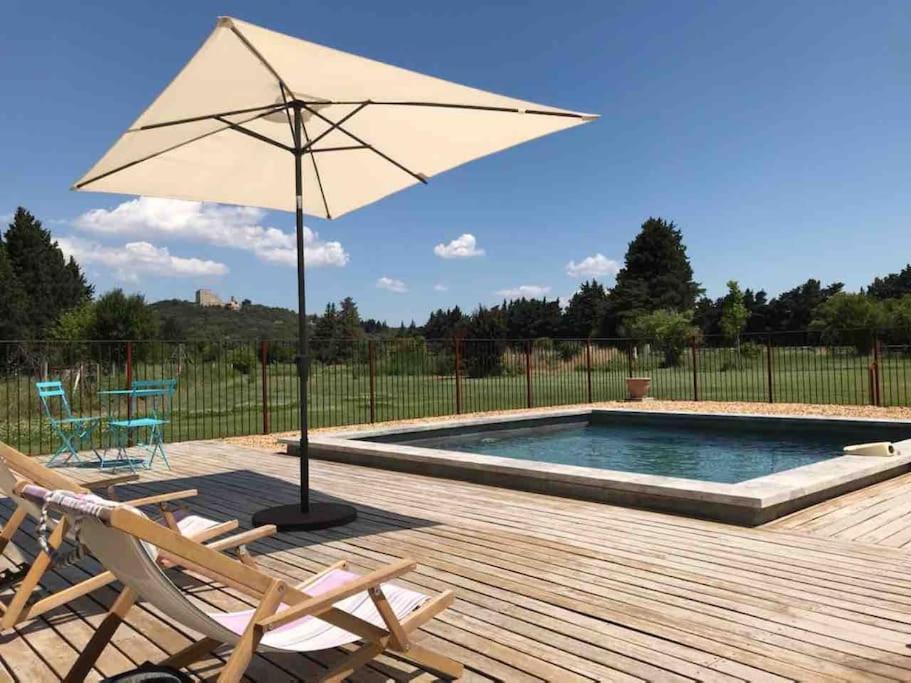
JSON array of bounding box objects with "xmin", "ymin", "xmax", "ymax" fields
[
  {"xmin": 418, "ymin": 422, "xmax": 843, "ymax": 483},
  {"xmin": 296, "ymin": 409, "xmax": 911, "ymax": 525}
]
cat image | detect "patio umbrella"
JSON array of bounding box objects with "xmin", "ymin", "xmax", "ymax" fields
[{"xmin": 74, "ymin": 17, "xmax": 597, "ymax": 530}]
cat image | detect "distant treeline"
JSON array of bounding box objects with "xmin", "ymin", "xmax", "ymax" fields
[{"xmin": 3, "ymin": 208, "xmax": 910, "ymax": 364}]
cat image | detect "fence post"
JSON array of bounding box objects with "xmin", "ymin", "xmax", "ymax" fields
[
  {"xmin": 585, "ymin": 339, "xmax": 593, "ymax": 403},
  {"xmin": 260, "ymin": 340, "xmax": 270, "ymax": 435},
  {"xmin": 626, "ymin": 342, "xmax": 634, "ymax": 378},
  {"xmin": 691, "ymin": 340, "xmax": 699, "ymax": 401},
  {"xmin": 454, "ymin": 337, "xmax": 462, "ymax": 415},
  {"xmin": 125, "ymin": 341, "xmax": 133, "ymax": 447},
  {"xmin": 525, "ymin": 340, "xmax": 533, "ymax": 409},
  {"xmin": 872, "ymin": 334, "xmax": 882, "ymax": 407},
  {"xmin": 368, "ymin": 339, "xmax": 377, "ymax": 423},
  {"xmin": 766, "ymin": 334, "xmax": 774, "ymax": 403}
]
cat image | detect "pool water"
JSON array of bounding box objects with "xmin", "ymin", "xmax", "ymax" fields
[{"xmin": 429, "ymin": 423, "xmax": 845, "ymax": 483}]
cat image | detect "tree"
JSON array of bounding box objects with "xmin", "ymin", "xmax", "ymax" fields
[
  {"xmin": 503, "ymin": 297, "xmax": 562, "ymax": 340},
  {"xmin": 461, "ymin": 306, "xmax": 507, "ymax": 377},
  {"xmin": 160, "ymin": 316, "xmax": 186, "ymax": 340},
  {"xmin": 312, "ymin": 303, "xmax": 340, "ymax": 363},
  {"xmin": 743, "ymin": 288, "xmax": 770, "ymax": 333},
  {"xmin": 4, "ymin": 207, "xmax": 93, "ymax": 335},
  {"xmin": 51, "ymin": 302, "xmax": 96, "ymax": 341},
  {"xmin": 91, "ymin": 289, "xmax": 160, "ymax": 341},
  {"xmin": 868, "ymin": 264, "xmax": 911, "ymax": 300},
  {"xmin": 765, "ymin": 279, "xmax": 842, "ymax": 332},
  {"xmin": 882, "ymin": 295, "xmax": 911, "ymax": 344},
  {"xmin": 608, "ymin": 218, "xmax": 701, "ymax": 328},
  {"xmin": 693, "ymin": 296, "xmax": 722, "ymax": 336},
  {"xmin": 336, "ymin": 297, "xmax": 365, "ymax": 361},
  {"xmin": 810, "ymin": 292, "xmax": 884, "ymax": 354},
  {"xmin": 0, "ymin": 242, "xmax": 28, "ymax": 339},
  {"xmin": 561, "ymin": 280, "xmax": 608, "ymax": 338},
  {"xmin": 627, "ymin": 309, "xmax": 700, "ymax": 367},
  {"xmin": 423, "ymin": 306, "xmax": 466, "ymax": 339},
  {"xmin": 720, "ymin": 280, "xmax": 750, "ymax": 347}
]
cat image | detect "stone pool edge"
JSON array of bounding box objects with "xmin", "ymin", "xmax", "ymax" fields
[{"xmin": 281, "ymin": 408, "xmax": 911, "ymax": 526}]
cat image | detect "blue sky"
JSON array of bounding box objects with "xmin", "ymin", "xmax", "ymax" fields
[{"xmin": 2, "ymin": 0, "xmax": 909, "ymax": 324}]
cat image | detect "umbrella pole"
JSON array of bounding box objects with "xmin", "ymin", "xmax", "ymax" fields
[
  {"xmin": 251, "ymin": 103, "xmax": 357, "ymax": 531},
  {"xmin": 294, "ymin": 103, "xmax": 310, "ymax": 512}
]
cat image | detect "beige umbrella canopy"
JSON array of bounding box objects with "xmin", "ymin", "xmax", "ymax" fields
[
  {"xmin": 75, "ymin": 17, "xmax": 597, "ymax": 530},
  {"xmin": 75, "ymin": 17, "xmax": 596, "ymax": 217}
]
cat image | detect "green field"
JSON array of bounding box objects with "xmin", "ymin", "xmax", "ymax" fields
[{"xmin": 2, "ymin": 341, "xmax": 908, "ymax": 455}]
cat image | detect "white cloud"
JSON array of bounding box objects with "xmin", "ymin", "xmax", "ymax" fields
[
  {"xmin": 565, "ymin": 253, "xmax": 620, "ymax": 278},
  {"xmin": 496, "ymin": 284, "xmax": 552, "ymax": 299},
  {"xmin": 433, "ymin": 233, "xmax": 485, "ymax": 259},
  {"xmin": 433, "ymin": 283, "xmax": 449, "ymax": 292},
  {"xmin": 73, "ymin": 197, "xmax": 348, "ymax": 268},
  {"xmin": 376, "ymin": 276, "xmax": 408, "ymax": 293},
  {"xmin": 57, "ymin": 236, "xmax": 228, "ymax": 283}
]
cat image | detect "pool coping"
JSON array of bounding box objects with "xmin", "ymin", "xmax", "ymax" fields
[{"xmin": 282, "ymin": 408, "xmax": 911, "ymax": 525}]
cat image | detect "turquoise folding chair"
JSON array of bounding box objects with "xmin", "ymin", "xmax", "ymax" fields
[
  {"xmin": 107, "ymin": 379, "xmax": 177, "ymax": 472},
  {"xmin": 36, "ymin": 381, "xmax": 102, "ymax": 467}
]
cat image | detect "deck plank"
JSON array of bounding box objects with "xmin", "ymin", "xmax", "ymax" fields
[{"xmin": 1, "ymin": 440, "xmax": 911, "ymax": 681}]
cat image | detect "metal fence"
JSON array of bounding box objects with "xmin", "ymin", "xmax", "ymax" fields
[{"xmin": 1, "ymin": 330, "xmax": 908, "ymax": 454}]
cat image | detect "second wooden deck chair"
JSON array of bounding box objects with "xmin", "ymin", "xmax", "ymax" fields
[
  {"xmin": 0, "ymin": 440, "xmax": 276, "ymax": 632},
  {"xmin": 19, "ymin": 484, "xmax": 464, "ymax": 683}
]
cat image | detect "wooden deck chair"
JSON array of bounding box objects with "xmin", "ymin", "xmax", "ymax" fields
[
  {"xmin": 17, "ymin": 484, "xmax": 464, "ymax": 683},
  {"xmin": 0, "ymin": 440, "xmax": 276, "ymax": 632}
]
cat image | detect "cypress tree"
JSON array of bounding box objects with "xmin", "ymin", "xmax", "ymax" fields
[
  {"xmin": 608, "ymin": 217, "xmax": 701, "ymax": 328},
  {"xmin": 4, "ymin": 207, "xmax": 93, "ymax": 335},
  {"xmin": 561, "ymin": 280, "xmax": 608, "ymax": 338},
  {"xmin": 0, "ymin": 241, "xmax": 29, "ymax": 338}
]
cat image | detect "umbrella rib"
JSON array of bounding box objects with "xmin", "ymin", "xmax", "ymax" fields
[
  {"xmin": 226, "ymin": 23, "xmax": 293, "ymax": 94},
  {"xmin": 214, "ymin": 116, "xmax": 294, "ymax": 153},
  {"xmin": 300, "ymin": 103, "xmax": 428, "ymax": 185},
  {"xmin": 126, "ymin": 100, "xmax": 591, "ymax": 135},
  {"xmin": 74, "ymin": 108, "xmax": 288, "ymax": 190},
  {"xmin": 300, "ymin": 119, "xmax": 332, "ymax": 219},
  {"xmin": 130, "ymin": 103, "xmax": 286, "ymax": 132},
  {"xmin": 310, "ymin": 145, "xmax": 369, "ymax": 153},
  {"xmin": 303, "ymin": 100, "xmax": 595, "ymax": 119},
  {"xmin": 299, "ymin": 102, "xmax": 370, "ymax": 154}
]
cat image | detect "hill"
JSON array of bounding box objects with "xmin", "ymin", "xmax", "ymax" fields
[{"xmin": 151, "ymin": 299, "xmax": 304, "ymax": 340}]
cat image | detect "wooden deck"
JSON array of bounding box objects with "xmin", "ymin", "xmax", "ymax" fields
[
  {"xmin": 3, "ymin": 441, "xmax": 911, "ymax": 681},
  {"xmin": 765, "ymin": 470, "xmax": 911, "ymax": 548}
]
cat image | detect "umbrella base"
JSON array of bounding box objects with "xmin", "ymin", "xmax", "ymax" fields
[{"xmin": 252, "ymin": 502, "xmax": 357, "ymax": 531}]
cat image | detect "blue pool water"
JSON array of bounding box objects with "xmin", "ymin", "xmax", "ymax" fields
[{"xmin": 427, "ymin": 423, "xmax": 846, "ymax": 483}]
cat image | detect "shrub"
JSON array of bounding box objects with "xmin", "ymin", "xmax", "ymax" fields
[
  {"xmin": 810, "ymin": 293, "xmax": 884, "ymax": 354},
  {"xmin": 228, "ymin": 346, "xmax": 257, "ymax": 375},
  {"xmin": 740, "ymin": 341, "xmax": 764, "ymax": 361},
  {"xmin": 628, "ymin": 309, "xmax": 700, "ymax": 367}
]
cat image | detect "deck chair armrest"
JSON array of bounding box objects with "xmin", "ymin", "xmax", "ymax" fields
[
  {"xmin": 122, "ymin": 489, "xmax": 198, "ymax": 507},
  {"xmin": 82, "ymin": 474, "xmax": 140, "ymax": 490},
  {"xmin": 204, "ymin": 525, "xmax": 277, "ymax": 553},
  {"xmin": 259, "ymin": 557, "xmax": 417, "ymax": 632}
]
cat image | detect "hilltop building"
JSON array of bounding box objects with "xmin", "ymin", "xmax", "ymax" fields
[
  {"xmin": 195, "ymin": 289, "xmax": 244, "ymax": 311},
  {"xmin": 195, "ymin": 289, "xmax": 223, "ymax": 307}
]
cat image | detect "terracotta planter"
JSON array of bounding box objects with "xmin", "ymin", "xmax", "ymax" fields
[{"xmin": 626, "ymin": 377, "xmax": 652, "ymax": 401}]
